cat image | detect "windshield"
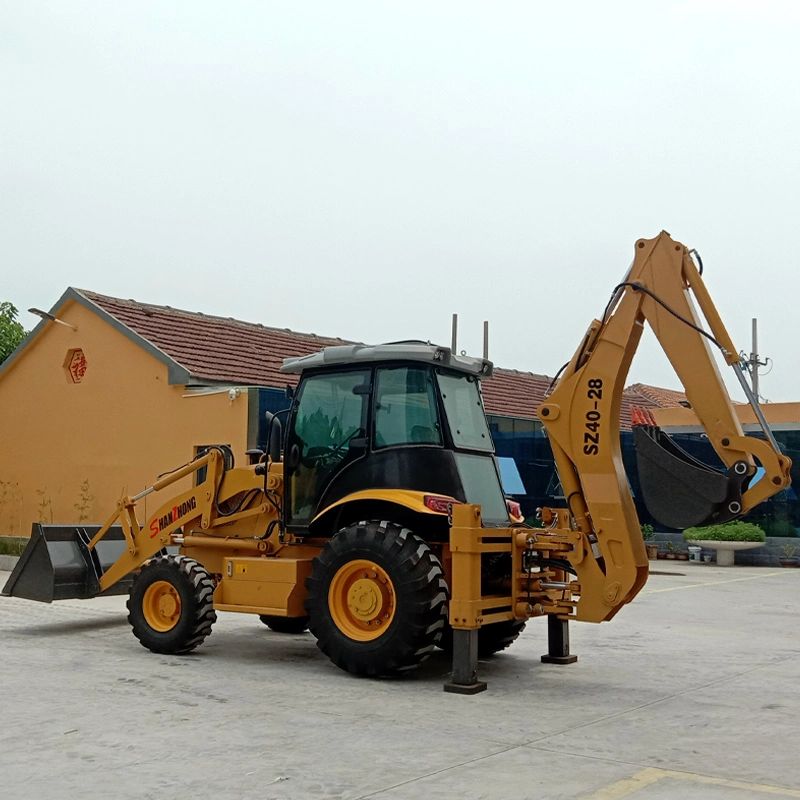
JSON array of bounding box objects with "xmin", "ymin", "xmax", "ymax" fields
[{"xmin": 436, "ymin": 372, "xmax": 493, "ymax": 452}]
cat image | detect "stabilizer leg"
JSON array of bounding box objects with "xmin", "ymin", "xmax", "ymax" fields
[
  {"xmin": 443, "ymin": 629, "xmax": 487, "ymax": 694},
  {"xmin": 541, "ymin": 614, "xmax": 578, "ymax": 665}
]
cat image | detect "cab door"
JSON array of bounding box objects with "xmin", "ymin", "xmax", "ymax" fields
[{"xmin": 284, "ymin": 369, "xmax": 370, "ymax": 527}]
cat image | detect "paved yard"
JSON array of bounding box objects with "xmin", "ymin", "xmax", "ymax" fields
[{"xmin": 1, "ymin": 565, "xmax": 799, "ymax": 799}]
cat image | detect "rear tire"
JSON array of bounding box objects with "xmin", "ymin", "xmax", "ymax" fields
[
  {"xmin": 259, "ymin": 615, "xmax": 310, "ymax": 634},
  {"xmin": 127, "ymin": 555, "xmax": 216, "ymax": 654},
  {"xmin": 439, "ymin": 619, "xmax": 527, "ymax": 657},
  {"xmin": 305, "ymin": 520, "xmax": 448, "ymax": 677}
]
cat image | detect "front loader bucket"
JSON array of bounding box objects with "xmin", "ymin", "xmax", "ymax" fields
[
  {"xmin": 633, "ymin": 425, "xmax": 748, "ymax": 530},
  {"xmin": 2, "ymin": 524, "xmax": 135, "ymax": 603}
]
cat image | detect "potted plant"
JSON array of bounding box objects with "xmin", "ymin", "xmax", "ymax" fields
[
  {"xmin": 780, "ymin": 543, "xmax": 798, "ymax": 568},
  {"xmin": 665, "ymin": 541, "xmax": 678, "ymax": 560},
  {"xmin": 641, "ymin": 523, "xmax": 658, "ymax": 560},
  {"xmin": 683, "ymin": 521, "xmax": 766, "ymax": 566}
]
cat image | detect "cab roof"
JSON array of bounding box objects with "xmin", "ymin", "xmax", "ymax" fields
[{"xmin": 280, "ymin": 342, "xmax": 494, "ymax": 379}]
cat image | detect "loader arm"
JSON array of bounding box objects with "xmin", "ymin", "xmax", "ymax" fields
[
  {"xmin": 538, "ymin": 232, "xmax": 792, "ymax": 622},
  {"xmin": 94, "ymin": 447, "xmax": 276, "ymax": 592}
]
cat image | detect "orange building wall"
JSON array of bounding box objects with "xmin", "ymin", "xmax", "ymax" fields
[
  {"xmin": 653, "ymin": 402, "xmax": 800, "ymax": 430},
  {"xmin": 0, "ymin": 299, "xmax": 250, "ymax": 537}
]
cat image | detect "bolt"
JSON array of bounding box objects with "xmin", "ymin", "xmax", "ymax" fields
[
  {"xmin": 541, "ymin": 407, "xmax": 550, "ymax": 417},
  {"xmin": 675, "ymin": 245, "xmax": 680, "ymax": 251},
  {"xmin": 638, "ymin": 241, "xmax": 645, "ymax": 248},
  {"xmin": 381, "ymin": 578, "xmax": 387, "ymax": 584},
  {"xmin": 773, "ymin": 476, "xmax": 782, "ymax": 485},
  {"xmin": 721, "ymin": 438, "xmax": 730, "ymax": 447},
  {"xmin": 371, "ymin": 572, "xmax": 377, "ymax": 578}
]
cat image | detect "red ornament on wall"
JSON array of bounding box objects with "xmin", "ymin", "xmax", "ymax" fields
[{"xmin": 67, "ymin": 349, "xmax": 87, "ymax": 383}]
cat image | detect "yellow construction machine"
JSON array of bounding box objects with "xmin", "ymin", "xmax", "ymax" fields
[{"xmin": 3, "ymin": 232, "xmax": 792, "ymax": 692}]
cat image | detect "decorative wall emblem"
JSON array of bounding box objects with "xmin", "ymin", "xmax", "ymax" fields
[{"xmin": 66, "ymin": 348, "xmax": 87, "ymax": 383}]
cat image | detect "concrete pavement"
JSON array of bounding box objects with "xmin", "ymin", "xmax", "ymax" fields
[{"xmin": 1, "ymin": 564, "xmax": 799, "ymax": 799}]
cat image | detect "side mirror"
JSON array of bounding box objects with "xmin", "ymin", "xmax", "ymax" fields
[
  {"xmin": 285, "ymin": 384, "xmax": 295, "ymax": 401},
  {"xmin": 264, "ymin": 412, "xmax": 283, "ymax": 463}
]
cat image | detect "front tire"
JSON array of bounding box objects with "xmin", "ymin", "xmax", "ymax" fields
[
  {"xmin": 305, "ymin": 520, "xmax": 448, "ymax": 677},
  {"xmin": 127, "ymin": 555, "xmax": 216, "ymax": 654}
]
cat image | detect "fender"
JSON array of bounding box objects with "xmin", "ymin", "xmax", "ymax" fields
[{"xmin": 310, "ymin": 489, "xmax": 454, "ymax": 533}]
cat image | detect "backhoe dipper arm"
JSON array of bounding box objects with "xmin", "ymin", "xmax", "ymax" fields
[{"xmin": 538, "ymin": 232, "xmax": 791, "ymax": 623}]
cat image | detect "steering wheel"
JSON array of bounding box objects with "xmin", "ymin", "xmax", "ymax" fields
[{"xmin": 302, "ymin": 430, "xmax": 362, "ymax": 468}]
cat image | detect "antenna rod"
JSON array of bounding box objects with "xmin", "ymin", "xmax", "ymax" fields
[
  {"xmin": 744, "ymin": 317, "xmax": 769, "ymax": 400},
  {"xmin": 751, "ymin": 318, "xmax": 759, "ymax": 399},
  {"xmin": 451, "ymin": 313, "xmax": 458, "ymax": 352},
  {"xmin": 483, "ymin": 320, "xmax": 489, "ymax": 360}
]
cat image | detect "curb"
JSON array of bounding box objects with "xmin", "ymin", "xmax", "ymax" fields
[{"xmin": 0, "ymin": 555, "xmax": 20, "ymax": 572}]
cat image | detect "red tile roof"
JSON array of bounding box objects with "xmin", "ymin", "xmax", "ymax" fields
[
  {"xmin": 78, "ymin": 290, "xmax": 349, "ymax": 388},
  {"xmin": 75, "ymin": 289, "xmax": 678, "ymax": 429},
  {"xmin": 481, "ymin": 368, "xmax": 664, "ymax": 430},
  {"xmin": 626, "ymin": 382, "xmax": 688, "ymax": 408}
]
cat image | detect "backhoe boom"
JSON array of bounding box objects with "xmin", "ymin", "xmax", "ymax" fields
[{"xmin": 537, "ymin": 231, "xmax": 791, "ymax": 622}]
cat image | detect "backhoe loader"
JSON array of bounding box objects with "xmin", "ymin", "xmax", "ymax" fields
[{"xmin": 3, "ymin": 232, "xmax": 792, "ymax": 692}]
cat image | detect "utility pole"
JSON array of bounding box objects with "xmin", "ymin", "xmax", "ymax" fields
[{"xmin": 744, "ymin": 318, "xmax": 769, "ymax": 400}]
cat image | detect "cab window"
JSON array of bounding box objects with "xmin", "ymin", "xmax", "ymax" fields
[
  {"xmin": 436, "ymin": 372, "xmax": 492, "ymax": 451},
  {"xmin": 374, "ymin": 366, "xmax": 441, "ymax": 448},
  {"xmin": 289, "ymin": 370, "xmax": 369, "ymax": 523}
]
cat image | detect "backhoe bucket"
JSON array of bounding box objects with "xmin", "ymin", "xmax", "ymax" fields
[
  {"xmin": 633, "ymin": 425, "xmax": 748, "ymax": 530},
  {"xmin": 2, "ymin": 524, "xmax": 135, "ymax": 603}
]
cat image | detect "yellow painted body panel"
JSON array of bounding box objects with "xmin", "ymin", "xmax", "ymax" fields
[{"xmin": 216, "ymin": 557, "xmax": 313, "ymax": 617}]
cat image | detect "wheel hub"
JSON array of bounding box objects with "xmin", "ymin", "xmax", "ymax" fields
[
  {"xmin": 329, "ymin": 560, "xmax": 396, "ymax": 641},
  {"xmin": 348, "ymin": 579, "xmax": 381, "ymax": 620},
  {"xmin": 142, "ymin": 580, "xmax": 182, "ymax": 632}
]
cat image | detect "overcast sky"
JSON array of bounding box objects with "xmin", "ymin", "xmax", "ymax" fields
[{"xmin": 3, "ymin": 1, "xmax": 798, "ymax": 401}]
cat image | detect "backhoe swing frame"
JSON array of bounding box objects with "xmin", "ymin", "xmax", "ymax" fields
[{"xmin": 444, "ymin": 232, "xmax": 791, "ymax": 691}]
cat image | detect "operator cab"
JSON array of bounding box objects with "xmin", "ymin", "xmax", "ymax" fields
[{"xmin": 280, "ymin": 342, "xmax": 510, "ymax": 535}]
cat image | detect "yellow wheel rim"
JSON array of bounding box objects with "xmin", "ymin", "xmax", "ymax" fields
[
  {"xmin": 142, "ymin": 580, "xmax": 182, "ymax": 632},
  {"xmin": 328, "ymin": 559, "xmax": 396, "ymax": 642}
]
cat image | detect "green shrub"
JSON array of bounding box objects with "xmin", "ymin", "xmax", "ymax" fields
[
  {"xmin": 683, "ymin": 521, "xmax": 765, "ymax": 543},
  {"xmin": 641, "ymin": 523, "xmax": 655, "ymax": 540},
  {"xmin": 0, "ymin": 538, "xmax": 27, "ymax": 556},
  {"xmin": 766, "ymin": 519, "xmax": 799, "ymax": 538}
]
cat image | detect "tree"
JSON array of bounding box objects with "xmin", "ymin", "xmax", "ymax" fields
[{"xmin": 0, "ymin": 303, "xmax": 28, "ymax": 365}]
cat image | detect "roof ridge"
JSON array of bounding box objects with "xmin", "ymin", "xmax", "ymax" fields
[
  {"xmin": 74, "ymin": 288, "xmax": 356, "ymax": 344},
  {"xmin": 492, "ymin": 366, "xmax": 553, "ymax": 381}
]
